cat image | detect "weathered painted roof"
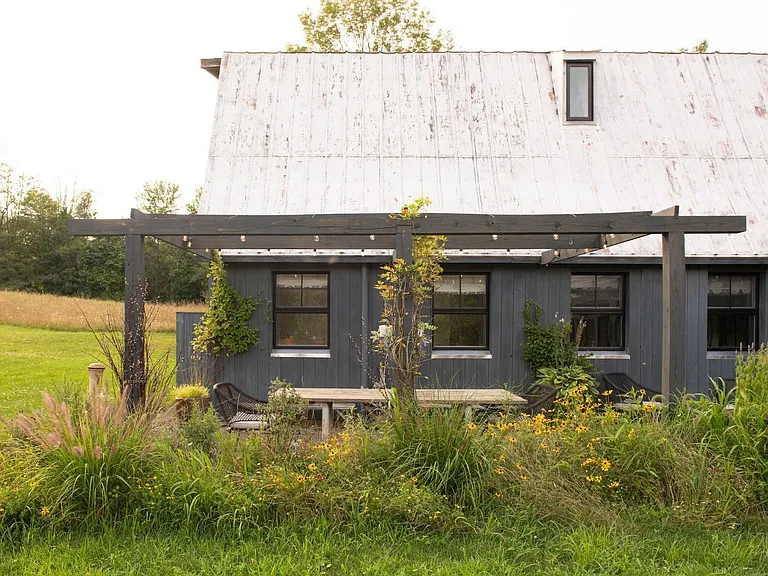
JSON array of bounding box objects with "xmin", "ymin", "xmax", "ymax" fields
[{"xmin": 200, "ymin": 51, "xmax": 768, "ymax": 258}]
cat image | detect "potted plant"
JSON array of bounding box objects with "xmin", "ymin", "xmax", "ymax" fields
[{"xmin": 173, "ymin": 384, "xmax": 211, "ymax": 420}]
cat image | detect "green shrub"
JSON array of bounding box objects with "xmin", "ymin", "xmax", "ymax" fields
[
  {"xmin": 536, "ymin": 364, "xmax": 599, "ymax": 416},
  {"xmin": 522, "ymin": 300, "xmax": 593, "ymax": 378},
  {"xmin": 179, "ymin": 406, "xmax": 222, "ymax": 456},
  {"xmin": 265, "ymin": 379, "xmax": 307, "ymax": 457}
]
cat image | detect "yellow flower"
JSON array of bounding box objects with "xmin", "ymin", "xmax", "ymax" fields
[
  {"xmin": 519, "ymin": 474, "xmax": 528, "ymax": 481},
  {"xmin": 609, "ymin": 481, "xmax": 620, "ymax": 488},
  {"xmin": 551, "ymin": 447, "xmax": 560, "ymax": 454},
  {"xmin": 600, "ymin": 459, "xmax": 612, "ymax": 472},
  {"xmin": 494, "ymin": 467, "xmax": 505, "ymax": 475},
  {"xmin": 466, "ymin": 422, "xmax": 477, "ymax": 431},
  {"xmin": 496, "ymin": 455, "xmax": 506, "ymax": 462},
  {"xmin": 29, "ymin": 481, "xmax": 39, "ymax": 488},
  {"xmin": 516, "ymin": 462, "xmax": 523, "ymax": 470},
  {"xmin": 40, "ymin": 507, "xmax": 50, "ymax": 516},
  {"xmin": 539, "ymin": 442, "xmax": 548, "ymax": 449},
  {"xmin": 307, "ymin": 463, "xmax": 318, "ymax": 472},
  {"xmin": 495, "ymin": 492, "xmax": 502, "ymax": 499},
  {"xmin": 575, "ymin": 425, "xmax": 589, "ymax": 433},
  {"xmin": 507, "ymin": 436, "xmax": 517, "ymax": 444}
]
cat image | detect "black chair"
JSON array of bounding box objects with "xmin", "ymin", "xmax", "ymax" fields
[
  {"xmin": 212, "ymin": 382, "xmax": 270, "ymax": 431},
  {"xmin": 520, "ymin": 384, "xmax": 557, "ymax": 415},
  {"xmin": 599, "ymin": 373, "xmax": 660, "ymax": 401}
]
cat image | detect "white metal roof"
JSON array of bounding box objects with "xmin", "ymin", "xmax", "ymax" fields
[{"xmin": 201, "ymin": 51, "xmax": 768, "ymax": 258}]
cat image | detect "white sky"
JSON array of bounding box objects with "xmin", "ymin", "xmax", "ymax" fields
[{"xmin": 1, "ymin": 0, "xmax": 766, "ymax": 217}]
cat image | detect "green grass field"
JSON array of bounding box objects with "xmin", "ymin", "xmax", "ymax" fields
[
  {"xmin": 2, "ymin": 518, "xmax": 767, "ymax": 575},
  {"xmin": 0, "ymin": 324, "xmax": 175, "ymax": 417}
]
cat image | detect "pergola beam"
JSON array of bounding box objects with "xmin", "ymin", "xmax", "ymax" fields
[
  {"xmin": 540, "ymin": 206, "xmax": 681, "ymax": 265},
  {"xmin": 68, "ymin": 211, "xmax": 746, "ymax": 237}
]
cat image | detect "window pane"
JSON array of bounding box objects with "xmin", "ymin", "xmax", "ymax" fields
[
  {"xmin": 276, "ymin": 274, "xmax": 302, "ymax": 307},
  {"xmin": 596, "ymin": 276, "xmax": 622, "ymax": 308},
  {"xmin": 275, "ymin": 313, "xmax": 328, "ymax": 347},
  {"xmin": 302, "ymin": 274, "xmax": 328, "ymax": 307},
  {"xmin": 568, "ymin": 64, "xmax": 590, "ymax": 119},
  {"xmin": 708, "ymin": 312, "xmax": 756, "ymax": 349},
  {"xmin": 731, "ymin": 276, "xmax": 755, "ymax": 308},
  {"xmin": 571, "ymin": 275, "xmax": 596, "ymax": 307},
  {"xmin": 573, "ymin": 314, "xmax": 622, "ymax": 349},
  {"xmin": 434, "ymin": 275, "xmax": 461, "ymax": 308},
  {"xmin": 461, "ymin": 275, "xmax": 487, "ymax": 308},
  {"xmin": 433, "ymin": 314, "xmax": 487, "ymax": 348},
  {"xmin": 708, "ymin": 275, "xmax": 730, "ymax": 308}
]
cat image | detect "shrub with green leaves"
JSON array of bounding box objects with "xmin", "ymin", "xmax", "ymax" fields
[
  {"xmin": 522, "ymin": 300, "xmax": 594, "ymax": 378},
  {"xmin": 179, "ymin": 406, "xmax": 222, "ymax": 457},
  {"xmin": 192, "ymin": 252, "xmax": 261, "ymax": 356}
]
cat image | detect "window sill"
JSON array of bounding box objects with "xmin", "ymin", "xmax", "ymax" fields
[
  {"xmin": 579, "ymin": 351, "xmax": 630, "ymax": 360},
  {"xmin": 271, "ymin": 349, "xmax": 331, "ymax": 359},
  {"xmin": 707, "ymin": 351, "xmax": 739, "ymax": 360},
  {"xmin": 431, "ymin": 350, "xmax": 492, "ymax": 360}
]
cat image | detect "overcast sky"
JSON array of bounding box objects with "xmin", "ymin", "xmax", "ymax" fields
[{"xmin": 1, "ymin": 0, "xmax": 766, "ymax": 217}]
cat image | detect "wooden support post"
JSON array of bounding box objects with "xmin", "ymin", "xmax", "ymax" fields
[
  {"xmin": 124, "ymin": 233, "xmax": 146, "ymax": 410},
  {"xmin": 361, "ymin": 264, "xmax": 369, "ymax": 389},
  {"xmin": 661, "ymin": 232, "xmax": 686, "ymax": 402}
]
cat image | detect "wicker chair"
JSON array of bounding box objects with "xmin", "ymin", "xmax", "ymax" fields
[
  {"xmin": 599, "ymin": 373, "xmax": 660, "ymax": 401},
  {"xmin": 212, "ymin": 382, "xmax": 270, "ymax": 431},
  {"xmin": 520, "ymin": 384, "xmax": 557, "ymax": 415}
]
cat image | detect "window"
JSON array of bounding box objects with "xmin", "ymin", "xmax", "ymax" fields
[
  {"xmin": 707, "ymin": 274, "xmax": 758, "ymax": 350},
  {"xmin": 566, "ymin": 61, "xmax": 593, "ymax": 121},
  {"xmin": 432, "ymin": 274, "xmax": 488, "ymax": 349},
  {"xmin": 274, "ymin": 273, "xmax": 329, "ymax": 348},
  {"xmin": 571, "ymin": 274, "xmax": 624, "ymax": 350}
]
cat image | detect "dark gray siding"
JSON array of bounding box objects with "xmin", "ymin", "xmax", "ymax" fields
[{"xmin": 177, "ymin": 262, "xmax": 768, "ymax": 399}]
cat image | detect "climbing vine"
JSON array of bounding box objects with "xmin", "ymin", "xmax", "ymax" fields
[{"xmin": 192, "ymin": 252, "xmax": 263, "ymax": 356}]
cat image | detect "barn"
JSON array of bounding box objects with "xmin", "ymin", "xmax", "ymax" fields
[{"xmin": 172, "ymin": 50, "xmax": 768, "ymax": 400}]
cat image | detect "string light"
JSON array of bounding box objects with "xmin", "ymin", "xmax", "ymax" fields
[
  {"xmin": 182, "ymin": 235, "xmax": 188, "ymax": 242},
  {"xmin": 554, "ymin": 249, "xmax": 560, "ymax": 257},
  {"xmin": 240, "ymin": 235, "xmax": 246, "ymax": 242},
  {"xmin": 314, "ymin": 235, "xmax": 320, "ymax": 242},
  {"xmin": 553, "ymin": 233, "xmax": 559, "ymax": 240},
  {"xmin": 370, "ymin": 234, "xmax": 376, "ymax": 241},
  {"xmin": 204, "ymin": 248, "xmax": 210, "ymax": 253},
  {"xmin": 492, "ymin": 234, "xmax": 498, "ymax": 241}
]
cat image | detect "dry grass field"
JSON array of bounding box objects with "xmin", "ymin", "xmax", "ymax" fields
[{"xmin": 0, "ymin": 290, "xmax": 204, "ymax": 332}]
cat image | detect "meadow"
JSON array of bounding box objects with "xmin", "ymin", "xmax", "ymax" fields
[{"xmin": 2, "ymin": 291, "xmax": 768, "ymax": 574}]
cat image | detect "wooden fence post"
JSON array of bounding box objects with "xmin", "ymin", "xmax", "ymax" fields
[{"xmin": 88, "ymin": 362, "xmax": 106, "ymax": 397}]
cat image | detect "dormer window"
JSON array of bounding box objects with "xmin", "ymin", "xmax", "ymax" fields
[{"xmin": 566, "ymin": 61, "xmax": 594, "ymax": 121}]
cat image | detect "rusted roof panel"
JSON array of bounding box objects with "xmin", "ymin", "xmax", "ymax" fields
[{"xmin": 201, "ymin": 52, "xmax": 768, "ymax": 257}]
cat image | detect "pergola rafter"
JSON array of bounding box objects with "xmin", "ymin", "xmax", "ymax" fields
[{"xmin": 68, "ymin": 207, "xmax": 747, "ymax": 407}]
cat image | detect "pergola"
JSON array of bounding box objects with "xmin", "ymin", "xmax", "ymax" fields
[{"xmin": 68, "ymin": 206, "xmax": 746, "ymax": 407}]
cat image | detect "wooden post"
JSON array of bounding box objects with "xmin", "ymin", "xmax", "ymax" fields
[
  {"xmin": 124, "ymin": 233, "xmax": 146, "ymax": 410},
  {"xmin": 361, "ymin": 264, "xmax": 369, "ymax": 388},
  {"xmin": 661, "ymin": 232, "xmax": 686, "ymax": 402},
  {"xmin": 88, "ymin": 363, "xmax": 106, "ymax": 397}
]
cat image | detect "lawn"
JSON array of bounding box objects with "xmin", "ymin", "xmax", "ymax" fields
[
  {"xmin": 1, "ymin": 518, "xmax": 767, "ymax": 575},
  {"xmin": 0, "ymin": 324, "xmax": 176, "ymax": 417}
]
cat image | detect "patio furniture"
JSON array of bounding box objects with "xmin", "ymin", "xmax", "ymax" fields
[
  {"xmin": 599, "ymin": 373, "xmax": 660, "ymax": 401},
  {"xmin": 292, "ymin": 388, "xmax": 527, "ymax": 438},
  {"xmin": 519, "ymin": 384, "xmax": 557, "ymax": 415},
  {"xmin": 212, "ymin": 382, "xmax": 270, "ymax": 431}
]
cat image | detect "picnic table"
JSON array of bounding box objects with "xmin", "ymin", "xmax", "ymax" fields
[{"xmin": 293, "ymin": 388, "xmax": 527, "ymax": 438}]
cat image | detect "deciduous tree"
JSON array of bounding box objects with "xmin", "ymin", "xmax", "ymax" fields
[{"xmin": 286, "ymin": 0, "xmax": 454, "ymax": 53}]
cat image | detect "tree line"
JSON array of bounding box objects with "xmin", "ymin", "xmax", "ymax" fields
[{"xmin": 0, "ymin": 163, "xmax": 207, "ymax": 302}]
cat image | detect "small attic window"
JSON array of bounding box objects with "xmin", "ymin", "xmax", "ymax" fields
[{"xmin": 566, "ymin": 61, "xmax": 593, "ymax": 121}]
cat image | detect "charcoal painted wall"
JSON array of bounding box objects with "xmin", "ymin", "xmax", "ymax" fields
[{"xmin": 177, "ymin": 261, "xmax": 768, "ymax": 400}]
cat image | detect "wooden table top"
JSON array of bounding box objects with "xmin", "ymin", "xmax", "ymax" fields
[{"xmin": 291, "ymin": 388, "xmax": 526, "ymax": 405}]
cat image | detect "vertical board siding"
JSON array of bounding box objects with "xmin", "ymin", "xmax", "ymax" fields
[{"xmin": 176, "ymin": 263, "xmax": 768, "ymax": 398}]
